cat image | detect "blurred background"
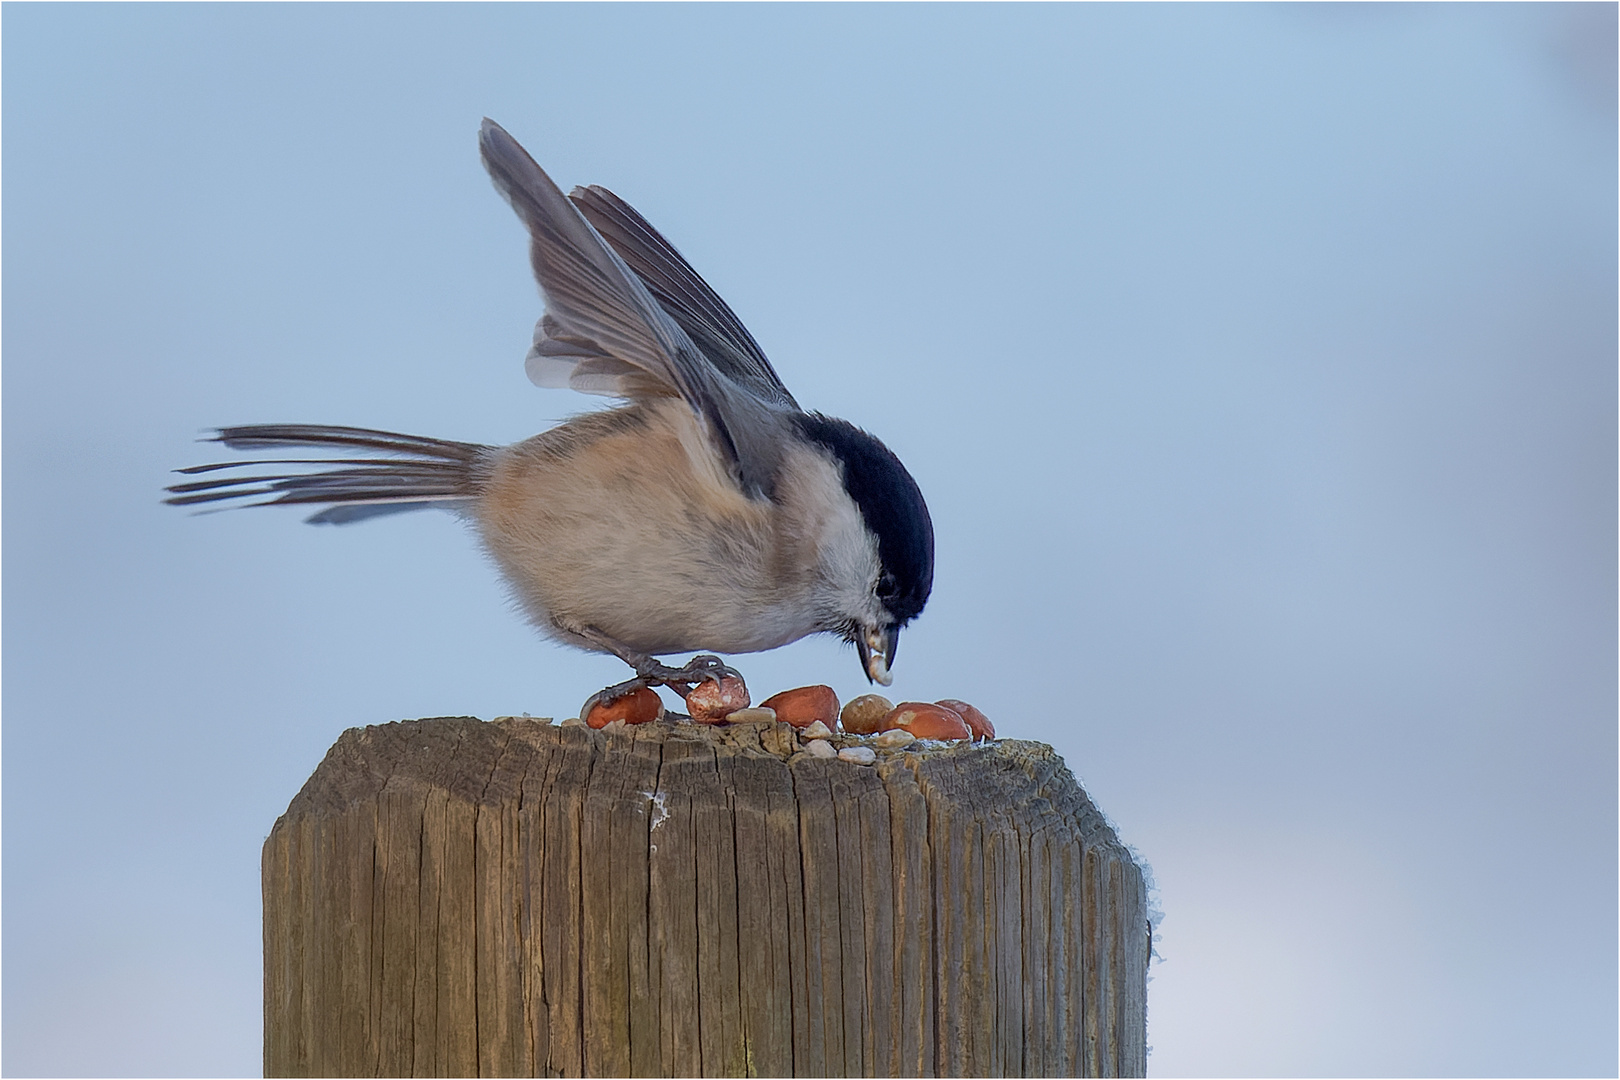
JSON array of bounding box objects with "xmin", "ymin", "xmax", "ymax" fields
[{"xmin": 4, "ymin": 4, "xmax": 1614, "ymax": 1076}]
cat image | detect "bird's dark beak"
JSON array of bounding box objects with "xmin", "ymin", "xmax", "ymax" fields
[{"xmin": 857, "ymin": 625, "xmax": 897, "ymax": 686}]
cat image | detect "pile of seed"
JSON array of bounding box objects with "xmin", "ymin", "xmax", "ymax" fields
[
  {"xmin": 581, "ymin": 680, "xmax": 994, "ymax": 742},
  {"xmin": 554, "ymin": 683, "xmax": 996, "ymax": 768}
]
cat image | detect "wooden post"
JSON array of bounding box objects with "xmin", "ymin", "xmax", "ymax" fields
[{"xmin": 263, "ymin": 716, "xmax": 1150, "ymax": 1077}]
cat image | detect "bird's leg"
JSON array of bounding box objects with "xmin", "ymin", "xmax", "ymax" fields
[{"xmin": 565, "ymin": 622, "xmax": 742, "ymax": 720}]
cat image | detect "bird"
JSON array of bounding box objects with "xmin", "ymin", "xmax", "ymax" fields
[{"xmin": 167, "ymin": 119, "xmax": 934, "ymax": 717}]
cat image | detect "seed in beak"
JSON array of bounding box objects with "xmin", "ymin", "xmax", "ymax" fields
[
  {"xmin": 868, "ymin": 653, "xmax": 893, "ymax": 686},
  {"xmin": 862, "ymin": 627, "xmax": 895, "ymax": 686}
]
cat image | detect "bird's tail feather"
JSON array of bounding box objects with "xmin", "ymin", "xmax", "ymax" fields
[{"xmin": 165, "ymin": 424, "xmax": 489, "ymax": 524}]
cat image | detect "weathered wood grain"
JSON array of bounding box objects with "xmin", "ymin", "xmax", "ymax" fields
[{"xmin": 264, "ymin": 716, "xmax": 1149, "ymax": 1077}]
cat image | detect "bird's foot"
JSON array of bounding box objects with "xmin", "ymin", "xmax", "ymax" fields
[
  {"xmin": 579, "ymin": 655, "xmax": 742, "ymax": 723},
  {"xmin": 580, "ymin": 676, "xmax": 656, "ymax": 724},
  {"xmin": 635, "ymin": 653, "xmax": 741, "ymax": 693}
]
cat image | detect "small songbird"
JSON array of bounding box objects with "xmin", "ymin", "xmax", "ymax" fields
[{"xmin": 168, "ymin": 119, "xmax": 934, "ymax": 712}]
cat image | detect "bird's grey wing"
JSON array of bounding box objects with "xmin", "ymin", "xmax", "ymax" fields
[
  {"xmin": 479, "ymin": 119, "xmax": 786, "ymax": 496},
  {"xmin": 569, "ymin": 184, "xmax": 798, "ymax": 412},
  {"xmin": 480, "ymin": 119, "xmax": 690, "ymax": 402}
]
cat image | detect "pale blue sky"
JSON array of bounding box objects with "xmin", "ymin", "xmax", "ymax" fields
[{"xmin": 4, "ymin": 4, "xmax": 1615, "ymax": 1076}]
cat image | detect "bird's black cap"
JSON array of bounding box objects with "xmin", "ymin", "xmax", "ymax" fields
[{"xmin": 794, "ymin": 413, "xmax": 934, "ymax": 625}]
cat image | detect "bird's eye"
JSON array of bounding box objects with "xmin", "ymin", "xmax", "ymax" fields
[{"xmin": 876, "ymin": 571, "xmax": 898, "ymax": 600}]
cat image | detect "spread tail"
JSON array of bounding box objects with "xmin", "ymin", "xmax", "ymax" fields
[{"xmin": 165, "ymin": 424, "xmax": 490, "ymax": 524}]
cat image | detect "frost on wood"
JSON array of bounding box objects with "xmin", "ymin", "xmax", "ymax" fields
[{"xmin": 263, "ymin": 717, "xmax": 1150, "ymax": 1078}]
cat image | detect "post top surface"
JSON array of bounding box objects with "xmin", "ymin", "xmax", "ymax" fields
[{"xmin": 274, "ymin": 715, "xmax": 1132, "ymax": 862}]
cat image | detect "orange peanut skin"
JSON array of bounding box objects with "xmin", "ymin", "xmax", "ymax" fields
[
  {"xmin": 760, "ymin": 685, "xmax": 840, "ymax": 729},
  {"xmin": 883, "ymin": 701, "xmax": 971, "ymax": 741},
  {"xmin": 840, "ymin": 693, "xmax": 895, "ymax": 734},
  {"xmin": 936, "ymin": 698, "xmax": 994, "ymax": 740},
  {"xmin": 684, "ymin": 675, "xmax": 751, "ymax": 723},
  {"xmin": 586, "ymin": 686, "xmax": 665, "ymax": 728}
]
